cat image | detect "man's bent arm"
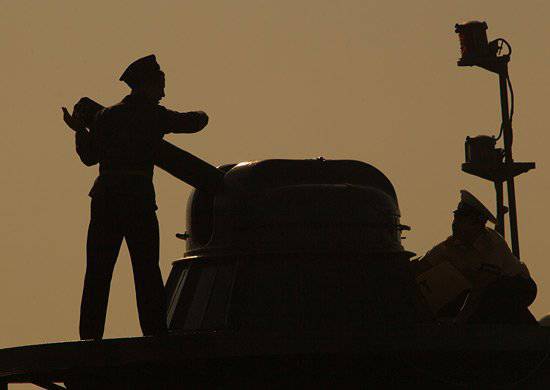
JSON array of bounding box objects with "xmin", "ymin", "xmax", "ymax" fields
[
  {"xmin": 62, "ymin": 106, "xmax": 99, "ymax": 166},
  {"xmin": 160, "ymin": 107, "xmax": 209, "ymax": 134},
  {"xmin": 75, "ymin": 128, "xmax": 99, "ymax": 166}
]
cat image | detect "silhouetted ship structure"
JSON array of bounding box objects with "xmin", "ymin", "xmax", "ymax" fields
[{"xmin": 1, "ymin": 150, "xmax": 550, "ymax": 389}]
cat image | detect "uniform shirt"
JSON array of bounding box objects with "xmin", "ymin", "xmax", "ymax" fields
[
  {"xmin": 415, "ymin": 227, "xmax": 532, "ymax": 314},
  {"xmin": 75, "ymin": 94, "xmax": 208, "ymax": 208},
  {"xmin": 423, "ymin": 227, "xmax": 530, "ymax": 287}
]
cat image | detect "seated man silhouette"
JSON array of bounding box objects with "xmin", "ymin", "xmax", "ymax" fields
[
  {"xmin": 414, "ymin": 190, "xmax": 537, "ymax": 325},
  {"xmin": 62, "ymin": 55, "xmax": 209, "ymax": 339}
]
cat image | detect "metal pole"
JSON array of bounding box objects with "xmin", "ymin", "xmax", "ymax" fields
[
  {"xmin": 498, "ymin": 67, "xmax": 521, "ymax": 258},
  {"xmin": 494, "ymin": 180, "xmax": 505, "ymax": 237}
]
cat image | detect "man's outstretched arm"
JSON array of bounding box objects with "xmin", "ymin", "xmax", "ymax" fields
[{"xmin": 160, "ymin": 107, "xmax": 209, "ymax": 134}]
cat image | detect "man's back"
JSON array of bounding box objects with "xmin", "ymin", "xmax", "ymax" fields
[
  {"xmin": 79, "ymin": 93, "xmax": 208, "ymax": 205},
  {"xmin": 94, "ymin": 95, "xmax": 165, "ymax": 175}
]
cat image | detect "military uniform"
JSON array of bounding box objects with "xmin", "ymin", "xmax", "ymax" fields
[
  {"xmin": 415, "ymin": 190, "xmax": 536, "ymax": 324},
  {"xmin": 75, "ymin": 55, "xmax": 208, "ymax": 339}
]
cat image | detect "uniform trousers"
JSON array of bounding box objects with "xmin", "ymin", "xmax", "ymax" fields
[{"xmin": 79, "ymin": 195, "xmax": 167, "ymax": 339}]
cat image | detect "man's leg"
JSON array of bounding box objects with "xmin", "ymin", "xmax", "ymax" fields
[
  {"xmin": 79, "ymin": 197, "xmax": 123, "ymax": 340},
  {"xmin": 467, "ymin": 276, "xmax": 539, "ymax": 325},
  {"xmin": 126, "ymin": 208, "xmax": 167, "ymax": 335}
]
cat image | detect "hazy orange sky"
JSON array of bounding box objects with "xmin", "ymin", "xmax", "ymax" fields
[{"xmin": 2, "ymin": 1, "xmax": 550, "ymax": 354}]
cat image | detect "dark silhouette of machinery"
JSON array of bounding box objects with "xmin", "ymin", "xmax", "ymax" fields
[
  {"xmin": 0, "ymin": 21, "xmax": 549, "ymax": 389},
  {"xmin": 1, "ymin": 152, "xmax": 549, "ymax": 389},
  {"xmin": 455, "ymin": 21, "xmax": 535, "ymax": 257},
  {"xmin": 166, "ymin": 158, "xmax": 426, "ymax": 334}
]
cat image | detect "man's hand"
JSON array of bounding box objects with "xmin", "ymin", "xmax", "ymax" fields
[{"xmin": 62, "ymin": 107, "xmax": 85, "ymax": 132}]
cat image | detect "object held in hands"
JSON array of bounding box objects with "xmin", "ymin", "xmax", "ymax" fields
[
  {"xmin": 61, "ymin": 106, "xmax": 85, "ymax": 132},
  {"xmin": 62, "ymin": 97, "xmax": 105, "ymax": 131}
]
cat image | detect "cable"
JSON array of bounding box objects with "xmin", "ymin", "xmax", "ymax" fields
[
  {"xmin": 496, "ymin": 123, "xmax": 504, "ymax": 141},
  {"xmin": 507, "ymin": 73, "xmax": 514, "ymax": 124},
  {"xmin": 494, "ymin": 39, "xmax": 514, "ymax": 141},
  {"xmin": 497, "ymin": 38, "xmax": 513, "ymax": 57}
]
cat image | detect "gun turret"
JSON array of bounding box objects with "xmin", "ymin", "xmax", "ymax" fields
[
  {"xmin": 166, "ymin": 158, "xmax": 428, "ymax": 333},
  {"xmin": 184, "ymin": 158, "xmax": 410, "ymax": 257}
]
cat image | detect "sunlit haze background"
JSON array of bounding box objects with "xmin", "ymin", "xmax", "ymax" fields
[{"xmin": 2, "ymin": 0, "xmax": 549, "ymax": 370}]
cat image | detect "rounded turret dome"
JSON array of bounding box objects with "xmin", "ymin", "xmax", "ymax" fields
[{"xmin": 184, "ymin": 159, "xmax": 412, "ymax": 258}]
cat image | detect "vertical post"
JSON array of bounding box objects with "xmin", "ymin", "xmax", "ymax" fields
[
  {"xmin": 498, "ymin": 67, "xmax": 521, "ymax": 258},
  {"xmin": 494, "ymin": 180, "xmax": 505, "ymax": 237}
]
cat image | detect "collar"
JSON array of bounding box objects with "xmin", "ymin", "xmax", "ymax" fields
[
  {"xmin": 121, "ymin": 93, "xmax": 158, "ymax": 106},
  {"xmin": 447, "ymin": 228, "xmax": 491, "ymax": 248},
  {"xmin": 446, "ymin": 235, "xmax": 465, "ymax": 247}
]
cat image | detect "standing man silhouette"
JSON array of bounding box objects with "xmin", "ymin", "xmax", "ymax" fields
[{"xmin": 62, "ymin": 55, "xmax": 209, "ymax": 339}]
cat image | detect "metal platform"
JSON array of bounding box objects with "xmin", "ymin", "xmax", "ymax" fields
[
  {"xmin": 1, "ymin": 326, "xmax": 550, "ymax": 388},
  {"xmin": 462, "ymin": 162, "xmax": 535, "ymax": 182}
]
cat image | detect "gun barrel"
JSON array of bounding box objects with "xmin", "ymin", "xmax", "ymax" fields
[{"xmin": 155, "ymin": 140, "xmax": 224, "ymax": 193}]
